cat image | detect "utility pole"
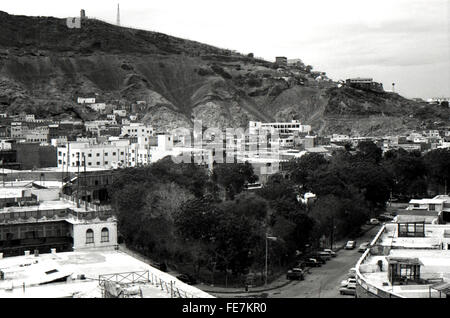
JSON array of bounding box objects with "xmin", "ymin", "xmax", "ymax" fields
[
  {"xmin": 265, "ymin": 235, "xmax": 277, "ymax": 286},
  {"xmin": 84, "ymin": 154, "xmax": 87, "ymax": 211},
  {"xmin": 116, "ymin": 3, "xmax": 120, "ymax": 26},
  {"xmin": 265, "ymin": 236, "xmax": 268, "ymax": 286},
  {"xmin": 330, "ymin": 216, "xmax": 334, "ymax": 250},
  {"xmin": 76, "ymin": 152, "xmax": 80, "ymax": 208}
]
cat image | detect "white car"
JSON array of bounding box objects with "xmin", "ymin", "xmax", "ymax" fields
[
  {"xmin": 340, "ymin": 278, "xmax": 357, "ymax": 287},
  {"xmin": 369, "ymin": 218, "xmax": 380, "ymax": 225},
  {"xmin": 358, "ymin": 242, "xmax": 370, "ymax": 252},
  {"xmin": 345, "ymin": 241, "xmax": 356, "ymax": 249},
  {"xmin": 323, "ymin": 249, "xmax": 337, "ymax": 257}
]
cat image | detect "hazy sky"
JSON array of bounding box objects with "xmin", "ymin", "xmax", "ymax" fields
[{"xmin": 1, "ymin": 0, "xmax": 449, "ymax": 99}]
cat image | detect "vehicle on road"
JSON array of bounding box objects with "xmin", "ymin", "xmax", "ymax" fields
[
  {"xmin": 345, "ymin": 241, "xmax": 356, "ymax": 249},
  {"xmin": 176, "ymin": 274, "xmax": 197, "ymax": 285},
  {"xmin": 358, "ymin": 242, "xmax": 370, "ymax": 252},
  {"xmin": 339, "ymin": 285, "xmax": 356, "ymax": 295},
  {"xmin": 340, "ymin": 278, "xmax": 357, "ymax": 287},
  {"xmin": 316, "ymin": 251, "xmax": 332, "ymax": 261},
  {"xmin": 303, "ymin": 258, "xmax": 321, "ymax": 267},
  {"xmin": 348, "ymin": 267, "xmax": 356, "ymax": 278},
  {"xmin": 286, "ymin": 268, "xmax": 305, "ymax": 280},
  {"xmin": 369, "ymin": 218, "xmax": 380, "ymax": 225},
  {"xmin": 309, "ymin": 253, "xmax": 328, "ymax": 264},
  {"xmin": 322, "ymin": 249, "xmax": 337, "ymax": 257}
]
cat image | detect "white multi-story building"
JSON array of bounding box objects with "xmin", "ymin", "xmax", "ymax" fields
[
  {"xmin": 127, "ymin": 134, "xmax": 174, "ymax": 167},
  {"xmin": 25, "ymin": 132, "xmax": 48, "ymax": 144},
  {"xmin": 10, "ymin": 122, "xmax": 27, "ymax": 139},
  {"xmin": 89, "ymin": 103, "xmax": 106, "ymax": 111},
  {"xmin": 77, "ymin": 97, "xmax": 96, "ymax": 104},
  {"xmin": 57, "ymin": 140, "xmax": 130, "ymax": 169},
  {"xmin": 121, "ymin": 123, "xmax": 154, "ymax": 141},
  {"xmin": 113, "ymin": 109, "xmax": 127, "ymax": 117},
  {"xmin": 249, "ymin": 120, "xmax": 311, "ymax": 135}
]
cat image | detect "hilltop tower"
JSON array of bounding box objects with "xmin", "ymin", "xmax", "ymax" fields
[{"xmin": 116, "ymin": 3, "xmax": 120, "ymax": 26}]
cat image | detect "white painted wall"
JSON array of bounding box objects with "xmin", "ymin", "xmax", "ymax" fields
[{"xmin": 71, "ymin": 221, "xmax": 117, "ymax": 250}]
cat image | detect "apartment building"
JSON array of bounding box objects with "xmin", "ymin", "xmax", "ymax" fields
[
  {"xmin": 0, "ymin": 186, "xmax": 117, "ymax": 257},
  {"xmin": 249, "ymin": 120, "xmax": 311, "ymax": 135},
  {"xmin": 121, "ymin": 123, "xmax": 153, "ymax": 141},
  {"xmin": 57, "ymin": 140, "xmax": 130, "ymax": 169}
]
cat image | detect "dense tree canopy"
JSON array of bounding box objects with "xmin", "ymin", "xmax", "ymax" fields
[{"xmin": 107, "ymin": 144, "xmax": 450, "ymax": 286}]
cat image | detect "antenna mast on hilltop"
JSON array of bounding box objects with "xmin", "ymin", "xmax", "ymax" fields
[{"xmin": 116, "ymin": 3, "xmax": 120, "ymax": 26}]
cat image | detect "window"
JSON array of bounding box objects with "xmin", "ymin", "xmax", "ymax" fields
[
  {"xmin": 104, "ymin": 161, "xmax": 108, "ymax": 165},
  {"xmin": 97, "ymin": 153, "xmax": 100, "ymax": 157},
  {"xmin": 113, "ymin": 152, "xmax": 116, "ymax": 156},
  {"xmin": 86, "ymin": 229, "xmax": 94, "ymax": 244},
  {"xmin": 104, "ymin": 153, "xmax": 108, "ymax": 156},
  {"xmin": 101, "ymin": 228, "xmax": 109, "ymax": 243},
  {"xmin": 88, "ymin": 154, "xmax": 92, "ymax": 157},
  {"xmin": 97, "ymin": 162, "xmax": 100, "ymax": 165}
]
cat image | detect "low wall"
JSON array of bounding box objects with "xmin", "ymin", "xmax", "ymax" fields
[{"xmin": 355, "ymin": 225, "xmax": 404, "ymax": 298}]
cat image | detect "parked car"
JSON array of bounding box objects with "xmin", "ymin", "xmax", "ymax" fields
[
  {"xmin": 322, "ymin": 249, "xmax": 337, "ymax": 257},
  {"xmin": 358, "ymin": 242, "xmax": 370, "ymax": 252},
  {"xmin": 340, "ymin": 278, "xmax": 357, "ymax": 287},
  {"xmin": 176, "ymin": 274, "xmax": 197, "ymax": 285},
  {"xmin": 339, "ymin": 285, "xmax": 356, "ymax": 295},
  {"xmin": 369, "ymin": 218, "xmax": 380, "ymax": 225},
  {"xmin": 348, "ymin": 267, "xmax": 356, "ymax": 278},
  {"xmin": 286, "ymin": 268, "xmax": 305, "ymax": 280},
  {"xmin": 303, "ymin": 258, "xmax": 321, "ymax": 267},
  {"xmin": 345, "ymin": 241, "xmax": 356, "ymax": 249},
  {"xmin": 309, "ymin": 253, "xmax": 327, "ymax": 264},
  {"xmin": 316, "ymin": 251, "xmax": 332, "ymax": 261}
]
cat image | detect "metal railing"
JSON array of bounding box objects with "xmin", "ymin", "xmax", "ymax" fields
[{"xmin": 98, "ymin": 270, "xmax": 198, "ymax": 298}]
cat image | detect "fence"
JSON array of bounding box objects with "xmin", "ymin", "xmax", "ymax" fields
[
  {"xmin": 98, "ymin": 270, "xmax": 198, "ymax": 298},
  {"xmin": 60, "ymin": 193, "xmax": 112, "ymax": 212}
]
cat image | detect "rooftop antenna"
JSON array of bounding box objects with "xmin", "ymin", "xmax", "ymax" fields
[{"xmin": 116, "ymin": 3, "xmax": 120, "ymax": 26}]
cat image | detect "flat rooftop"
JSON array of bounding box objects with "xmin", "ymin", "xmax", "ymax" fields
[
  {"xmin": 357, "ymin": 223, "xmax": 450, "ymax": 298},
  {"xmin": 0, "ymin": 249, "xmax": 213, "ymax": 298},
  {"xmin": 0, "ymin": 187, "xmax": 31, "ymax": 199},
  {"xmin": 0, "ymin": 198, "xmax": 98, "ymax": 214}
]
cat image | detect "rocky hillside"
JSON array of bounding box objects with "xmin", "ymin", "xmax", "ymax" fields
[{"xmin": 0, "ymin": 11, "xmax": 448, "ymax": 135}]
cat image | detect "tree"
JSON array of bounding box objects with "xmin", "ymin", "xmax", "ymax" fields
[
  {"xmin": 356, "ymin": 141, "xmax": 382, "ymax": 163},
  {"xmin": 287, "ymin": 153, "xmax": 328, "ymax": 186},
  {"xmin": 257, "ymin": 173, "xmax": 297, "ymax": 201},
  {"xmin": 424, "ymin": 149, "xmax": 450, "ymax": 194},
  {"xmin": 382, "ymin": 149, "xmax": 428, "ymax": 198},
  {"xmin": 212, "ymin": 162, "xmax": 258, "ymax": 200}
]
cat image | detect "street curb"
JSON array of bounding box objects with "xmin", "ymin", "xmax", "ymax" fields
[{"xmin": 199, "ymin": 279, "xmax": 294, "ymax": 295}]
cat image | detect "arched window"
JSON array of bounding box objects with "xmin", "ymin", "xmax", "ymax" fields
[
  {"xmin": 101, "ymin": 227, "xmax": 109, "ymax": 243},
  {"xmin": 86, "ymin": 229, "xmax": 94, "ymax": 244}
]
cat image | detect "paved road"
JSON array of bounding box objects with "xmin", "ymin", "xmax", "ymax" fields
[{"xmin": 268, "ymin": 225, "xmax": 381, "ymax": 298}]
